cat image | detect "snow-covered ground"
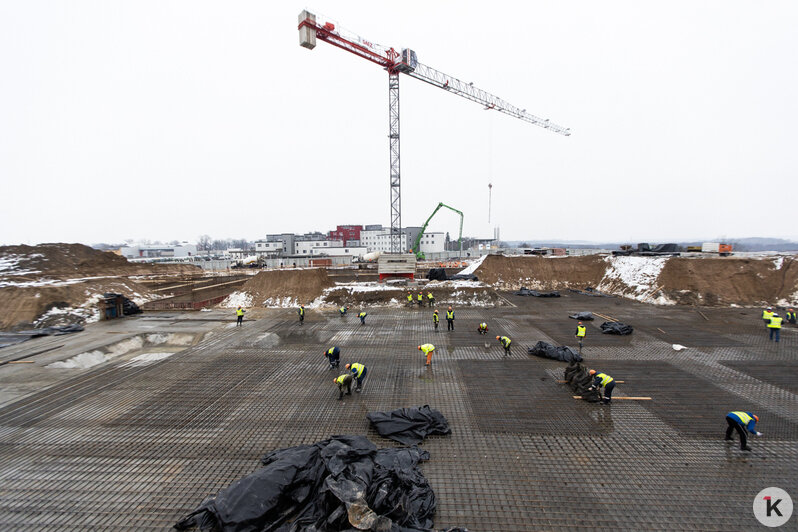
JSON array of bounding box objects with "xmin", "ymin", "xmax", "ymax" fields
[
  {"xmin": 221, "ymin": 291, "xmax": 253, "ymax": 308},
  {"xmin": 457, "ymin": 254, "xmax": 487, "ymax": 275},
  {"xmin": 598, "ymin": 256, "xmax": 671, "ymax": 303}
]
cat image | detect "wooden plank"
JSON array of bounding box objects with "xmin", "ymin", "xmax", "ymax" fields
[{"xmin": 7, "ymin": 361, "xmax": 35, "ymax": 364}]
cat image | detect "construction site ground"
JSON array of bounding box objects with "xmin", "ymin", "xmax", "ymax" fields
[{"xmin": 0, "ymin": 292, "xmax": 796, "ymax": 530}]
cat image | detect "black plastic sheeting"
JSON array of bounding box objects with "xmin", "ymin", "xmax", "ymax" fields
[
  {"xmin": 427, "ymin": 268, "xmax": 448, "ymax": 281},
  {"xmin": 527, "ymin": 341, "xmax": 582, "ymax": 363},
  {"xmin": 600, "ymin": 322, "xmax": 634, "ymax": 335},
  {"xmin": 447, "ymin": 274, "xmax": 478, "ymax": 282},
  {"xmin": 568, "ymin": 312, "xmax": 594, "ymax": 321},
  {"xmin": 366, "ymin": 406, "xmax": 452, "ymax": 446},
  {"xmin": 568, "ymin": 287, "xmax": 614, "ymax": 298},
  {"xmin": 103, "ymin": 293, "xmax": 142, "ymax": 315},
  {"xmin": 0, "ymin": 325, "xmax": 84, "ymax": 349},
  {"xmin": 175, "ymin": 435, "xmax": 454, "ymax": 532},
  {"xmin": 563, "ymin": 361, "xmax": 602, "ymax": 402},
  {"xmin": 515, "ymin": 288, "xmax": 560, "ymax": 297}
]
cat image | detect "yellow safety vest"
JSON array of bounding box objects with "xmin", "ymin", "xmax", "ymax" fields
[
  {"xmin": 236, "ymin": 309, "xmax": 244, "ymax": 316},
  {"xmin": 446, "ymin": 310, "xmax": 454, "ymax": 319},
  {"xmin": 350, "ymin": 363, "xmax": 365, "ymax": 377},
  {"xmin": 420, "ymin": 344, "xmax": 435, "ymax": 354},
  {"xmin": 427, "ymin": 293, "xmax": 434, "ymax": 299},
  {"xmin": 730, "ymin": 411, "xmax": 753, "ymax": 425},
  {"xmin": 335, "ymin": 375, "xmax": 349, "ymax": 385},
  {"xmin": 418, "ymin": 294, "xmax": 423, "ymax": 301},
  {"xmin": 407, "ymin": 295, "xmax": 413, "ymax": 301},
  {"xmin": 768, "ymin": 317, "xmax": 782, "ymax": 329},
  {"xmin": 500, "ymin": 336, "xmax": 511, "ymax": 347},
  {"xmin": 576, "ymin": 325, "xmax": 586, "ymax": 337},
  {"xmin": 327, "ymin": 348, "xmax": 336, "ymax": 356},
  {"xmin": 762, "ymin": 310, "xmax": 774, "ymax": 320},
  {"xmin": 359, "ymin": 312, "xmax": 366, "ymax": 318},
  {"xmin": 596, "ymin": 373, "xmax": 614, "ymax": 386},
  {"xmin": 299, "ymin": 307, "xmax": 304, "ymax": 315},
  {"xmin": 479, "ymin": 323, "xmax": 487, "ymax": 330},
  {"xmin": 433, "ymin": 313, "xmax": 439, "ymax": 323}
]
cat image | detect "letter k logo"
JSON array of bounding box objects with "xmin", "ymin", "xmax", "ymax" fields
[{"xmin": 764, "ymin": 496, "xmax": 783, "ymax": 517}]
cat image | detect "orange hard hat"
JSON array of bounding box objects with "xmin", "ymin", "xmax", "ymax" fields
[
  {"xmin": 333, "ymin": 378, "xmax": 337, "ymax": 384},
  {"xmin": 495, "ymin": 336, "xmax": 500, "ymax": 340},
  {"xmin": 753, "ymin": 415, "xmax": 759, "ymax": 422},
  {"xmin": 589, "ymin": 369, "xmax": 596, "ymax": 375},
  {"xmin": 417, "ymin": 345, "xmax": 422, "ymax": 350},
  {"xmin": 448, "ymin": 306, "xmax": 452, "ymax": 310},
  {"xmin": 345, "ymin": 364, "xmax": 351, "ymax": 369},
  {"xmin": 578, "ymin": 321, "xmax": 582, "ymax": 325}
]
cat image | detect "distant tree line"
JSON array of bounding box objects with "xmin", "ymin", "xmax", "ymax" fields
[{"xmin": 196, "ymin": 235, "xmax": 252, "ymax": 252}]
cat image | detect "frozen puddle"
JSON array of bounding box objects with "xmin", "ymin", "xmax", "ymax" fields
[
  {"xmin": 47, "ymin": 351, "xmax": 110, "ymax": 369},
  {"xmin": 120, "ymin": 352, "xmax": 176, "ymax": 368}
]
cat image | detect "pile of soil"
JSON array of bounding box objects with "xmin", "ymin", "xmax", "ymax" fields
[
  {"xmin": 473, "ymin": 255, "xmax": 607, "ymax": 290},
  {"xmin": 0, "ymin": 243, "xmax": 200, "ymax": 330},
  {"xmin": 241, "ymin": 268, "xmax": 335, "ymax": 306},
  {"xmin": 658, "ymin": 257, "xmax": 798, "ymax": 306},
  {"xmin": 474, "ymin": 254, "xmax": 798, "ymax": 307}
]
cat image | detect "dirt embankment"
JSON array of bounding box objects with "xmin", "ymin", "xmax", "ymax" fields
[
  {"xmin": 240, "ymin": 268, "xmax": 335, "ymax": 306},
  {"xmin": 473, "ymin": 255, "xmax": 607, "ymax": 290},
  {"xmin": 0, "ymin": 243, "xmax": 201, "ymax": 329},
  {"xmin": 474, "ymin": 254, "xmax": 798, "ymax": 307},
  {"xmin": 658, "ymin": 257, "xmax": 798, "ymax": 306}
]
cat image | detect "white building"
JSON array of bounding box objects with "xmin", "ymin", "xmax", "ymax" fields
[
  {"xmin": 120, "ymin": 243, "xmax": 197, "ymax": 259},
  {"xmin": 295, "ymin": 239, "xmax": 343, "ymax": 255},
  {"xmin": 254, "ymin": 241, "xmax": 282, "ymax": 254},
  {"xmin": 360, "ymin": 228, "xmax": 409, "ymax": 253},
  {"xmin": 417, "ymin": 232, "xmax": 445, "ymax": 254}
]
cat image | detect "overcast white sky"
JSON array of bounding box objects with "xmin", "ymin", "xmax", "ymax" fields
[{"xmin": 1, "ymin": 1, "xmax": 796, "ymax": 246}]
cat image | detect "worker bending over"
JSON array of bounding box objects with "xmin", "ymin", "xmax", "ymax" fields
[
  {"xmin": 767, "ymin": 313, "xmax": 782, "ymax": 343},
  {"xmin": 725, "ymin": 411, "xmax": 762, "ymax": 451},
  {"xmin": 334, "ymin": 374, "xmax": 353, "ymax": 400},
  {"xmin": 446, "ymin": 307, "xmax": 455, "ymax": 331},
  {"xmin": 346, "ymin": 362, "xmax": 368, "ymax": 392},
  {"xmin": 432, "ymin": 310, "xmax": 440, "ymax": 331},
  {"xmin": 496, "ymin": 335, "xmax": 511, "ymax": 356},
  {"xmin": 298, "ymin": 305, "xmax": 305, "ymax": 325},
  {"xmin": 236, "ymin": 306, "xmax": 245, "ymax": 327},
  {"xmin": 477, "ymin": 323, "xmax": 488, "ymax": 335},
  {"xmin": 575, "ymin": 322, "xmax": 586, "ymax": 353},
  {"xmin": 358, "ymin": 311, "xmax": 368, "ymax": 325},
  {"xmin": 418, "ymin": 344, "xmax": 435, "ymax": 366},
  {"xmin": 427, "ymin": 292, "xmax": 435, "ymax": 307},
  {"xmin": 787, "ymin": 308, "xmax": 796, "ymax": 325},
  {"xmin": 324, "ymin": 347, "xmax": 340, "ymax": 370},
  {"xmin": 589, "ymin": 369, "xmax": 615, "ymax": 404},
  {"xmin": 339, "ymin": 305, "xmax": 348, "ymax": 316}
]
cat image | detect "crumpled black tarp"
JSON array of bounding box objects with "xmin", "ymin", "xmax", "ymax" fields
[
  {"xmin": 600, "ymin": 321, "xmax": 634, "ymax": 335},
  {"xmin": 515, "ymin": 288, "xmax": 560, "ymax": 297},
  {"xmin": 527, "ymin": 341, "xmax": 582, "ymax": 363},
  {"xmin": 568, "ymin": 287, "xmax": 614, "ymax": 298},
  {"xmin": 366, "ymin": 405, "xmax": 451, "ymax": 446},
  {"xmin": 103, "ymin": 293, "xmax": 141, "ymax": 315},
  {"xmin": 448, "ymin": 274, "xmax": 478, "ymax": 282},
  {"xmin": 427, "ymin": 268, "xmax": 448, "ymax": 281},
  {"xmin": 568, "ymin": 312, "xmax": 594, "ymax": 320},
  {"xmin": 563, "ymin": 361, "xmax": 602, "ymax": 402},
  {"xmin": 174, "ymin": 435, "xmax": 439, "ymax": 531},
  {"xmin": 0, "ymin": 324, "xmax": 84, "ymax": 349}
]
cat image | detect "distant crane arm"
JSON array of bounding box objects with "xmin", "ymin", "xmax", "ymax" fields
[{"xmin": 405, "ymin": 62, "xmax": 570, "ymax": 136}]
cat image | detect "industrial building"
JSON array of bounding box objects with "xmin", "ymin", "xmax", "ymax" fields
[{"xmin": 120, "ymin": 243, "xmax": 197, "ymax": 259}]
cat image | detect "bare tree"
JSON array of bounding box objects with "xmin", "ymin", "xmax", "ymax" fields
[{"xmin": 197, "ymin": 235, "xmax": 212, "ymax": 252}]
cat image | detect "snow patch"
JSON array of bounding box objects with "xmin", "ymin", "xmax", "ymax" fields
[
  {"xmin": 457, "ymin": 254, "xmax": 488, "ymax": 276},
  {"xmin": 598, "ymin": 256, "xmax": 669, "ymax": 302},
  {"xmin": 120, "ymin": 352, "xmax": 176, "ymax": 368},
  {"xmin": 773, "ymin": 257, "xmax": 784, "ymax": 270},
  {"xmin": 222, "ymin": 291, "xmax": 253, "ymax": 308},
  {"xmin": 47, "ymin": 351, "xmax": 109, "ymax": 369}
]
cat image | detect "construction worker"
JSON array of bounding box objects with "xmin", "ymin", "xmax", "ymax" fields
[
  {"xmin": 358, "ymin": 311, "xmax": 368, "ymax": 325},
  {"xmin": 407, "ymin": 292, "xmax": 414, "ymax": 306},
  {"xmin": 417, "ymin": 292, "xmax": 424, "ymax": 307},
  {"xmin": 298, "ymin": 305, "xmax": 305, "ymax": 325},
  {"xmin": 786, "ymin": 308, "xmax": 796, "ymax": 325},
  {"xmin": 575, "ymin": 321, "xmax": 587, "ymax": 353},
  {"xmin": 496, "ymin": 335, "xmax": 511, "ymax": 356},
  {"xmin": 235, "ymin": 306, "xmax": 245, "ymax": 327},
  {"xmin": 767, "ymin": 313, "xmax": 782, "ymax": 342},
  {"xmin": 324, "ymin": 347, "xmax": 341, "ymax": 370},
  {"xmin": 762, "ymin": 307, "xmax": 774, "ymax": 327},
  {"xmin": 725, "ymin": 411, "xmax": 762, "ymax": 451},
  {"xmin": 589, "ymin": 369, "xmax": 615, "ymax": 404},
  {"xmin": 334, "ymin": 373, "xmax": 353, "ymax": 400},
  {"xmin": 346, "ymin": 362, "xmax": 368, "ymax": 392},
  {"xmin": 418, "ymin": 344, "xmax": 435, "ymax": 366},
  {"xmin": 339, "ymin": 305, "xmax": 348, "ymax": 317},
  {"xmin": 432, "ymin": 310, "xmax": 440, "ymax": 331},
  {"xmin": 477, "ymin": 322, "xmax": 488, "ymax": 335},
  {"xmin": 427, "ymin": 292, "xmax": 435, "ymax": 307},
  {"xmin": 446, "ymin": 306, "xmax": 455, "ymax": 331}
]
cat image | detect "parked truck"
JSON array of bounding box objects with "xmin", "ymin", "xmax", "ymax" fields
[{"xmin": 701, "ymin": 242, "xmax": 733, "ymax": 256}]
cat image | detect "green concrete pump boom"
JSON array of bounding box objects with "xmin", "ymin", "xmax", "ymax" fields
[{"xmin": 413, "ymin": 202, "xmax": 464, "ymax": 259}]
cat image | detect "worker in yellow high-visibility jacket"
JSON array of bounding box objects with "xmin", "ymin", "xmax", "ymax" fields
[
  {"xmin": 762, "ymin": 307, "xmax": 774, "ymax": 327},
  {"xmin": 589, "ymin": 369, "xmax": 615, "ymax": 404},
  {"xmin": 235, "ymin": 306, "xmax": 245, "ymax": 327},
  {"xmin": 496, "ymin": 335, "xmax": 511, "ymax": 356},
  {"xmin": 346, "ymin": 363, "xmax": 368, "ymax": 392},
  {"xmin": 575, "ymin": 322, "xmax": 587, "ymax": 353},
  {"xmin": 767, "ymin": 313, "xmax": 782, "ymax": 343},
  {"xmin": 334, "ymin": 374, "xmax": 353, "ymax": 400},
  {"xmin": 418, "ymin": 344, "xmax": 435, "ymax": 366}
]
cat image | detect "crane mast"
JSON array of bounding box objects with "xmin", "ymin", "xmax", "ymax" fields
[{"xmin": 298, "ymin": 10, "xmax": 569, "ymax": 254}]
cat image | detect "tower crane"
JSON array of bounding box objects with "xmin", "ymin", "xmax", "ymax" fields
[{"xmin": 298, "ymin": 10, "xmax": 570, "ymax": 254}]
